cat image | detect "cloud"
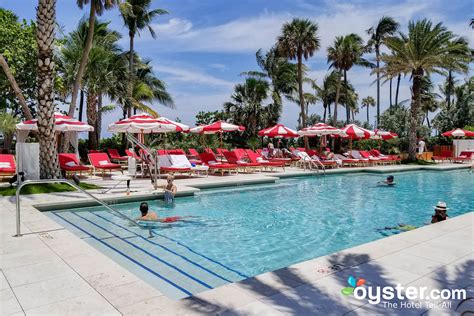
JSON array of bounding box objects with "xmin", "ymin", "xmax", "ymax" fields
[
  {"xmin": 209, "ymin": 63, "xmax": 228, "ymax": 71},
  {"xmin": 152, "ymin": 64, "xmax": 235, "ymax": 88},
  {"xmin": 151, "ymin": 18, "xmax": 193, "ymax": 37}
]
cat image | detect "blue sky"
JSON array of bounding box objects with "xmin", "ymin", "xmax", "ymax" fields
[{"xmin": 1, "ymin": 0, "xmax": 472, "ymax": 136}]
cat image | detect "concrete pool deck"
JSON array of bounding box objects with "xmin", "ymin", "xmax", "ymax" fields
[{"xmin": 0, "ymin": 164, "xmax": 472, "ymax": 315}]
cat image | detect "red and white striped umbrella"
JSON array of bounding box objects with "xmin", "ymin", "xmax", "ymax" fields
[
  {"xmin": 190, "ymin": 121, "xmax": 245, "ymax": 134},
  {"xmin": 16, "ymin": 112, "xmax": 94, "ymax": 132},
  {"xmin": 441, "ymin": 128, "xmax": 474, "ymax": 138},
  {"xmin": 258, "ymin": 124, "xmax": 299, "ymax": 138},
  {"xmin": 372, "ymin": 129, "xmax": 398, "ymax": 140},
  {"xmin": 108, "ymin": 113, "xmax": 189, "ymax": 134},
  {"xmin": 341, "ymin": 124, "xmax": 375, "ymax": 139},
  {"xmin": 298, "ymin": 123, "xmax": 346, "ymax": 136}
]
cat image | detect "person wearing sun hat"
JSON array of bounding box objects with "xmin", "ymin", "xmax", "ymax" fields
[{"xmin": 431, "ymin": 201, "xmax": 449, "ymax": 223}]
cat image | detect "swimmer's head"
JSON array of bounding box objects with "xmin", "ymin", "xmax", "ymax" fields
[
  {"xmin": 140, "ymin": 202, "xmax": 149, "ymax": 215},
  {"xmin": 387, "ymin": 175, "xmax": 394, "ymax": 182}
]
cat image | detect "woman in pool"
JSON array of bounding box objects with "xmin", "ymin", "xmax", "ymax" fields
[
  {"xmin": 431, "ymin": 201, "xmax": 449, "ymax": 223},
  {"xmin": 163, "ymin": 174, "xmax": 177, "ymax": 204},
  {"xmin": 379, "ymin": 175, "xmax": 395, "ymax": 186}
]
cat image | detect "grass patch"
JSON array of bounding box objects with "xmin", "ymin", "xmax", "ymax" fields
[{"xmin": 0, "ymin": 182, "xmax": 102, "ymax": 196}]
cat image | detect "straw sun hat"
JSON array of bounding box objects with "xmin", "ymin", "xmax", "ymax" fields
[{"xmin": 433, "ymin": 201, "xmax": 449, "ymax": 210}]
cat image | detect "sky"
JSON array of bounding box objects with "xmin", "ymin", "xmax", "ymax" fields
[{"xmin": 1, "ymin": 0, "xmax": 472, "ymax": 136}]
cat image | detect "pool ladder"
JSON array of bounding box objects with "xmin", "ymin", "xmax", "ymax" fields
[{"xmin": 14, "ymin": 179, "xmax": 151, "ymax": 237}]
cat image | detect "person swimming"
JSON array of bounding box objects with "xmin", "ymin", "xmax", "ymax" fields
[
  {"xmin": 431, "ymin": 201, "xmax": 449, "ymax": 223},
  {"xmin": 377, "ymin": 223, "xmax": 417, "ymax": 236},
  {"xmin": 136, "ymin": 202, "xmax": 196, "ymax": 223},
  {"xmin": 378, "ymin": 175, "xmax": 395, "ymax": 186}
]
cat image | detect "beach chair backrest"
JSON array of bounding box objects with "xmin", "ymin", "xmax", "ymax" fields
[
  {"xmin": 459, "ymin": 151, "xmax": 473, "ymax": 158},
  {"xmin": 233, "ymin": 148, "xmax": 246, "ymax": 160},
  {"xmin": 188, "ymin": 148, "xmax": 199, "ymax": 157},
  {"xmin": 223, "ymin": 151, "xmax": 239, "ymax": 164},
  {"xmin": 244, "ymin": 150, "xmax": 260, "ymax": 163},
  {"xmin": 198, "ymin": 152, "xmax": 217, "ymax": 164},
  {"xmin": 88, "ymin": 153, "xmax": 112, "ymax": 166},
  {"xmin": 107, "ymin": 149, "xmax": 121, "ymax": 158},
  {"xmin": 359, "ymin": 151, "xmax": 371, "ymax": 158},
  {"xmin": 441, "ymin": 150, "xmax": 453, "ymax": 158},
  {"xmin": 89, "ymin": 150, "xmax": 101, "ymax": 154},
  {"xmin": 169, "ymin": 155, "xmax": 192, "ymax": 168},
  {"xmin": 58, "ymin": 153, "xmax": 80, "ymax": 167},
  {"xmin": 125, "ymin": 149, "xmax": 139, "ymax": 159},
  {"xmin": 0, "ymin": 154, "xmax": 16, "ymax": 168},
  {"xmin": 158, "ymin": 155, "xmax": 172, "ymax": 167},
  {"xmin": 298, "ymin": 151, "xmax": 312, "ymax": 161}
]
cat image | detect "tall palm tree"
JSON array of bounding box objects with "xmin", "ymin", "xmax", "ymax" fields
[
  {"xmin": 68, "ymin": 0, "xmax": 118, "ymax": 117},
  {"xmin": 379, "ymin": 19, "xmax": 470, "ymax": 160},
  {"xmin": 277, "ymin": 18, "xmax": 320, "ymax": 135},
  {"xmin": 36, "ymin": 0, "xmax": 60, "ymax": 178},
  {"xmin": 120, "ymin": 0, "xmax": 168, "ymax": 116},
  {"xmin": 243, "ymin": 47, "xmax": 298, "ymax": 118},
  {"xmin": 366, "ymin": 16, "xmax": 399, "ymax": 125},
  {"xmin": 394, "ymin": 73, "xmax": 401, "ymax": 106},
  {"xmin": 361, "ymin": 96, "xmax": 375, "ymax": 123},
  {"xmin": 314, "ymin": 71, "xmax": 339, "ymax": 122},
  {"xmin": 419, "ymin": 76, "xmax": 440, "ymax": 129}
]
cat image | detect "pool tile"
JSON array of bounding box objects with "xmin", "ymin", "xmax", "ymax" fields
[
  {"xmin": 0, "ymin": 247, "xmax": 56, "ymax": 270},
  {"xmin": 12, "ymin": 274, "xmax": 94, "ymax": 310},
  {"xmin": 23, "ymin": 292, "xmax": 119, "ymax": 316},
  {"xmin": 371, "ymin": 251, "xmax": 445, "ymax": 276},
  {"xmin": 233, "ymin": 269, "xmax": 304, "ymax": 299},
  {"xmin": 0, "ymin": 234, "xmax": 45, "ymax": 256},
  {"xmin": 0, "ymin": 288, "xmax": 23, "ymax": 315},
  {"xmin": 0, "ymin": 271, "xmax": 9, "ymax": 291},
  {"xmin": 3, "ymin": 258, "xmax": 74, "ymax": 287},
  {"xmin": 401, "ymin": 242, "xmax": 471, "ymax": 264},
  {"xmin": 189, "ymin": 283, "xmax": 258, "ymax": 313},
  {"xmin": 97, "ymin": 280, "xmax": 163, "ymax": 308}
]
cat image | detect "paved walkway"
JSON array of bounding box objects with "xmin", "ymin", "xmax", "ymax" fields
[{"xmin": 1, "ymin": 164, "xmax": 472, "ymax": 315}]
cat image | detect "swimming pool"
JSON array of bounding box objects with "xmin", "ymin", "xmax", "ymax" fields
[{"xmin": 48, "ymin": 169, "xmax": 474, "ymax": 299}]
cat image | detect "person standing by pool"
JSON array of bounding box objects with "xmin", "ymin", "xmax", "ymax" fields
[
  {"xmin": 431, "ymin": 201, "xmax": 449, "ymax": 223},
  {"xmin": 163, "ymin": 174, "xmax": 177, "ymax": 204},
  {"xmin": 417, "ymin": 137, "xmax": 426, "ymax": 156}
]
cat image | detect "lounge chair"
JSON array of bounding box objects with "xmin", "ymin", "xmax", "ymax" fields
[
  {"xmin": 432, "ymin": 150, "xmax": 453, "ymax": 163},
  {"xmin": 107, "ymin": 149, "xmax": 128, "ymax": 163},
  {"xmin": 370, "ymin": 149, "xmax": 401, "ymax": 164},
  {"xmin": 359, "ymin": 150, "xmax": 385, "ymax": 165},
  {"xmin": 452, "ymin": 151, "xmax": 473, "ymax": 163},
  {"xmin": 0, "ymin": 154, "xmax": 16, "ymax": 180},
  {"xmin": 88, "ymin": 153, "xmax": 123, "ymax": 176},
  {"xmin": 158, "ymin": 155, "xmax": 192, "ymax": 175},
  {"xmin": 188, "ymin": 148, "xmax": 200, "ymax": 158},
  {"xmin": 293, "ymin": 151, "xmax": 329, "ymax": 170},
  {"xmin": 223, "ymin": 151, "xmax": 261, "ymax": 173},
  {"xmin": 198, "ymin": 152, "xmax": 238, "ymax": 176},
  {"xmin": 334, "ymin": 154, "xmax": 361, "ymax": 167},
  {"xmin": 245, "ymin": 149, "xmax": 286, "ymax": 171},
  {"xmin": 58, "ymin": 153, "xmax": 91, "ymax": 176}
]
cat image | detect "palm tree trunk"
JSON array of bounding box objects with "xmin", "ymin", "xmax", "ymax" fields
[
  {"xmin": 446, "ymin": 70, "xmax": 452, "ymax": 110},
  {"xmin": 0, "ymin": 55, "xmax": 34, "ymax": 120},
  {"xmin": 78, "ymin": 90, "xmax": 84, "ymax": 121},
  {"xmin": 344, "ymin": 70, "xmax": 350, "ymax": 124},
  {"xmin": 68, "ymin": 1, "xmax": 96, "ymax": 117},
  {"xmin": 366, "ymin": 106, "xmax": 369, "ymax": 123},
  {"xmin": 323, "ymin": 105, "xmax": 327, "ymax": 122},
  {"xmin": 37, "ymin": 0, "xmax": 60, "ymax": 178},
  {"xmin": 87, "ymin": 92, "xmax": 98, "ymax": 150},
  {"xmin": 333, "ymin": 70, "xmax": 342, "ymax": 126},
  {"xmin": 426, "ymin": 111, "xmax": 431, "ymax": 129},
  {"xmin": 297, "ymin": 52, "xmax": 308, "ymax": 148},
  {"xmin": 328, "ymin": 103, "xmax": 332, "ymax": 119},
  {"xmin": 389, "ymin": 77, "xmax": 393, "ymax": 107},
  {"xmin": 408, "ymin": 69, "xmax": 423, "ymax": 161},
  {"xmin": 96, "ymin": 94, "xmax": 102, "ymax": 145},
  {"xmin": 376, "ymin": 47, "xmax": 380, "ymax": 127},
  {"xmin": 128, "ymin": 32, "xmax": 135, "ymax": 117},
  {"xmin": 395, "ymin": 74, "xmax": 401, "ymax": 106}
]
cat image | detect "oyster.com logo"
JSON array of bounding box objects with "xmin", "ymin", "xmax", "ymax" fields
[{"xmin": 341, "ymin": 275, "xmax": 366, "ymax": 296}]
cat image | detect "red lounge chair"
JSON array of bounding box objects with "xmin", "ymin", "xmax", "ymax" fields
[
  {"xmin": 107, "ymin": 149, "xmax": 128, "ymax": 163},
  {"xmin": 245, "ymin": 149, "xmax": 286, "ymax": 171},
  {"xmin": 433, "ymin": 150, "xmax": 453, "ymax": 163},
  {"xmin": 158, "ymin": 155, "xmax": 192, "ymax": 175},
  {"xmin": 58, "ymin": 153, "xmax": 91, "ymax": 176},
  {"xmin": 358, "ymin": 150, "xmax": 383, "ymax": 165},
  {"xmin": 0, "ymin": 154, "xmax": 16, "ymax": 179},
  {"xmin": 188, "ymin": 148, "xmax": 200, "ymax": 158},
  {"xmin": 88, "ymin": 153, "xmax": 123, "ymax": 176},
  {"xmin": 88, "ymin": 150, "xmax": 102, "ymax": 154},
  {"xmin": 125, "ymin": 149, "xmax": 140, "ymax": 160},
  {"xmin": 198, "ymin": 152, "xmax": 238, "ymax": 176},
  {"xmin": 452, "ymin": 151, "xmax": 473, "ymax": 163},
  {"xmin": 370, "ymin": 149, "xmax": 401, "ymax": 164},
  {"xmin": 223, "ymin": 151, "xmax": 261, "ymax": 172},
  {"xmin": 216, "ymin": 148, "xmax": 229, "ymax": 158}
]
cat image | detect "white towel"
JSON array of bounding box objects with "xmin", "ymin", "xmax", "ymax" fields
[
  {"xmin": 65, "ymin": 161, "xmax": 77, "ymax": 167},
  {"xmin": 169, "ymin": 155, "xmax": 192, "ymax": 168},
  {"xmin": 98, "ymin": 160, "xmax": 109, "ymax": 166},
  {"xmin": 0, "ymin": 162, "xmax": 11, "ymax": 168}
]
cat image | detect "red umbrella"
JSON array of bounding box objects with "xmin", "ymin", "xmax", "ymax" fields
[
  {"xmin": 16, "ymin": 112, "xmax": 94, "ymax": 132},
  {"xmin": 372, "ymin": 129, "xmax": 398, "ymax": 140},
  {"xmin": 108, "ymin": 113, "xmax": 189, "ymax": 133},
  {"xmin": 298, "ymin": 123, "xmax": 346, "ymax": 136},
  {"xmin": 441, "ymin": 128, "xmax": 474, "ymax": 138},
  {"xmin": 190, "ymin": 121, "xmax": 245, "ymax": 134},
  {"xmin": 341, "ymin": 124, "xmax": 375, "ymax": 154},
  {"xmin": 258, "ymin": 124, "xmax": 299, "ymax": 138}
]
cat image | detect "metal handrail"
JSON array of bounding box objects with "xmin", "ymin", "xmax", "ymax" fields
[
  {"xmin": 127, "ymin": 133, "xmax": 160, "ymax": 189},
  {"xmin": 15, "ymin": 179, "xmax": 143, "ymax": 237}
]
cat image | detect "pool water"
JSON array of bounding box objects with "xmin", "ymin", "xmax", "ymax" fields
[{"xmin": 49, "ymin": 170, "xmax": 474, "ymax": 299}]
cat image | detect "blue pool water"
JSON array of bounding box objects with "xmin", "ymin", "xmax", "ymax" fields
[{"xmin": 48, "ymin": 170, "xmax": 473, "ymax": 299}]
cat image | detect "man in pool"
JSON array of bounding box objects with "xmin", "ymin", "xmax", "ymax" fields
[
  {"xmin": 379, "ymin": 175, "xmax": 395, "ymax": 186},
  {"xmin": 136, "ymin": 202, "xmax": 195, "ymax": 223}
]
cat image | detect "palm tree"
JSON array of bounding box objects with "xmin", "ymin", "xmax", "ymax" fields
[
  {"xmin": 277, "ymin": 18, "xmax": 320, "ymax": 134},
  {"xmin": 120, "ymin": 0, "xmax": 168, "ymax": 116},
  {"xmin": 361, "ymin": 96, "xmax": 375, "ymax": 124},
  {"xmin": 36, "ymin": 0, "xmax": 60, "ymax": 178},
  {"xmin": 314, "ymin": 71, "xmax": 339, "ymax": 122},
  {"xmin": 68, "ymin": 0, "xmax": 118, "ymax": 117},
  {"xmin": 379, "ymin": 19, "xmax": 470, "ymax": 160},
  {"xmin": 223, "ymin": 77, "xmax": 276, "ymax": 137},
  {"xmin": 243, "ymin": 47, "xmax": 298, "ymax": 118},
  {"xmin": 366, "ymin": 16, "xmax": 399, "ymax": 125},
  {"xmin": 419, "ymin": 76, "xmax": 440, "ymax": 129}
]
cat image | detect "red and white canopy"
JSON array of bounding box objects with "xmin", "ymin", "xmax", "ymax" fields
[
  {"xmin": 341, "ymin": 124, "xmax": 375, "ymax": 139},
  {"xmin": 372, "ymin": 129, "xmax": 398, "ymax": 140},
  {"xmin": 258, "ymin": 124, "xmax": 299, "ymax": 138},
  {"xmin": 190, "ymin": 121, "xmax": 245, "ymax": 134},
  {"xmin": 108, "ymin": 113, "xmax": 189, "ymax": 134},
  {"xmin": 298, "ymin": 123, "xmax": 346, "ymax": 137},
  {"xmin": 441, "ymin": 128, "xmax": 474, "ymax": 138},
  {"xmin": 16, "ymin": 112, "xmax": 94, "ymax": 132}
]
